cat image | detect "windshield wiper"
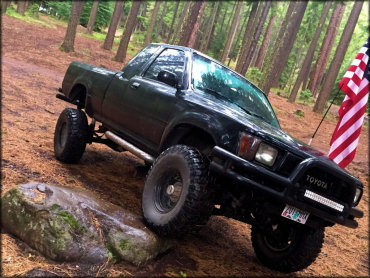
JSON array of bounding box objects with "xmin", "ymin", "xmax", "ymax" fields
[{"xmin": 197, "ymin": 86, "xmax": 265, "ymax": 121}]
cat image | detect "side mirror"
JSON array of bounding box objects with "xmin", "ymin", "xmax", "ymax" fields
[{"xmin": 157, "ymin": 70, "xmax": 179, "ymax": 88}]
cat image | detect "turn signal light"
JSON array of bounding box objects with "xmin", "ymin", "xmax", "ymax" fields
[{"xmin": 238, "ymin": 133, "xmax": 261, "ymax": 161}]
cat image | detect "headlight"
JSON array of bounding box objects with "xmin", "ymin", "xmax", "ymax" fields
[
  {"xmin": 238, "ymin": 133, "xmax": 261, "ymax": 160},
  {"xmin": 255, "ymin": 142, "xmax": 278, "ymax": 166},
  {"xmin": 353, "ymin": 187, "xmax": 362, "ymax": 206}
]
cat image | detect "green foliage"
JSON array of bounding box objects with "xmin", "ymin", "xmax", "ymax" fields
[
  {"xmin": 246, "ymin": 67, "xmax": 262, "ymax": 84},
  {"xmin": 80, "ymin": 1, "xmax": 114, "ymax": 32},
  {"xmin": 298, "ymin": 89, "xmax": 313, "ymax": 103},
  {"xmin": 40, "ymin": 1, "xmax": 72, "ymax": 20},
  {"xmin": 179, "ymin": 271, "xmax": 187, "ymax": 278},
  {"xmin": 294, "ymin": 109, "xmax": 304, "ymax": 117}
]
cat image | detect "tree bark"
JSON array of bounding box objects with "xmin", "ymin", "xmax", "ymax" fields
[
  {"xmin": 259, "ymin": 2, "xmax": 296, "ymax": 94},
  {"xmin": 220, "ymin": 1, "xmax": 243, "ymax": 63},
  {"xmin": 308, "ymin": 3, "xmax": 345, "ymax": 98},
  {"xmin": 271, "ymin": 2, "xmax": 307, "ymax": 89},
  {"xmin": 288, "ymin": 1, "xmax": 332, "ymax": 102},
  {"xmin": 254, "ymin": 2, "xmax": 279, "ymax": 69},
  {"xmin": 313, "ymin": 1, "xmax": 363, "ymax": 113},
  {"xmin": 171, "ymin": 1, "xmax": 190, "ymax": 44},
  {"xmin": 17, "ymin": 1, "xmax": 27, "ymax": 15},
  {"xmin": 187, "ymin": 1, "xmax": 206, "ymax": 48},
  {"xmin": 86, "ymin": 0, "xmax": 99, "ymax": 34},
  {"xmin": 2, "ymin": 1, "xmax": 10, "ymax": 13},
  {"xmin": 178, "ymin": 1, "xmax": 205, "ymax": 47},
  {"xmin": 156, "ymin": 1, "xmax": 167, "ymax": 39},
  {"xmin": 61, "ymin": 1, "xmax": 85, "ymax": 53},
  {"xmin": 166, "ymin": 0, "xmax": 180, "ymax": 43},
  {"xmin": 235, "ymin": 2, "xmax": 259, "ymax": 73},
  {"xmin": 114, "ymin": 0, "xmax": 141, "ymax": 62},
  {"xmin": 241, "ymin": 1, "xmax": 271, "ymax": 75},
  {"xmin": 222, "ymin": 0, "xmax": 237, "ymax": 35},
  {"xmin": 103, "ymin": 1, "xmax": 124, "ymax": 50},
  {"xmin": 144, "ymin": 0, "xmax": 161, "ymax": 45},
  {"xmin": 203, "ymin": 1, "xmax": 221, "ymax": 52}
]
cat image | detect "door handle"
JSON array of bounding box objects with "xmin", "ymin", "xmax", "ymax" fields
[{"xmin": 130, "ymin": 82, "xmax": 140, "ymax": 89}]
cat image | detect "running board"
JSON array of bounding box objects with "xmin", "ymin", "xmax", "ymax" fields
[{"xmin": 104, "ymin": 131, "xmax": 155, "ymax": 163}]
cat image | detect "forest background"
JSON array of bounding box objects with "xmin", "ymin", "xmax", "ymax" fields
[{"xmin": 2, "ymin": 0, "xmax": 368, "ymax": 115}]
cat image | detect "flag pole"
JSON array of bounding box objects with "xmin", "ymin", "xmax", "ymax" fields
[{"xmin": 308, "ymin": 85, "xmax": 343, "ymax": 145}]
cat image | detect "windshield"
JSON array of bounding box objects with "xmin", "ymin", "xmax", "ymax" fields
[{"xmin": 192, "ymin": 53, "xmax": 280, "ymax": 129}]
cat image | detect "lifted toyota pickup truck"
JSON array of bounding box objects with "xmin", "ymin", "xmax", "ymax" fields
[{"xmin": 54, "ymin": 43, "xmax": 364, "ymax": 273}]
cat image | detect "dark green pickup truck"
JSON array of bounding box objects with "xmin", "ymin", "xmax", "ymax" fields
[{"xmin": 55, "ymin": 43, "xmax": 363, "ymax": 273}]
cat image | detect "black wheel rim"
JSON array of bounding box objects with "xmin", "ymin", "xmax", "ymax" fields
[
  {"xmin": 154, "ymin": 169, "xmax": 183, "ymax": 213},
  {"xmin": 263, "ymin": 223, "xmax": 296, "ymax": 252},
  {"xmin": 59, "ymin": 122, "xmax": 68, "ymax": 148}
]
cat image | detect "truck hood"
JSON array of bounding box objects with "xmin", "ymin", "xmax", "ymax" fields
[{"xmin": 191, "ymin": 89, "xmax": 334, "ymax": 163}]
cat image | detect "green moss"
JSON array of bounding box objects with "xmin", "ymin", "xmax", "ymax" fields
[
  {"xmin": 50, "ymin": 204, "xmax": 60, "ymax": 211},
  {"xmin": 57, "ymin": 211, "xmax": 86, "ymax": 233},
  {"xmin": 119, "ymin": 238, "xmax": 132, "ymax": 250},
  {"xmin": 106, "ymin": 243, "xmax": 122, "ymax": 262},
  {"xmin": 294, "ymin": 110, "xmax": 304, "ymax": 117}
]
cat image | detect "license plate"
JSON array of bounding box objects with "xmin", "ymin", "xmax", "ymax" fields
[{"xmin": 281, "ymin": 205, "xmax": 310, "ymax": 224}]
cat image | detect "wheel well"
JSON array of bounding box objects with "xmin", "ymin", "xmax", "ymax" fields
[
  {"xmin": 69, "ymin": 84, "xmax": 86, "ymax": 108},
  {"xmin": 161, "ymin": 125, "xmax": 215, "ymax": 157}
]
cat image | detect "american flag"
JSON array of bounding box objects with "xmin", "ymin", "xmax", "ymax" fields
[{"xmin": 328, "ymin": 38, "xmax": 370, "ymax": 168}]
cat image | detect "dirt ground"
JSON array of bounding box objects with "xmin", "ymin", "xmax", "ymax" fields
[{"xmin": 1, "ymin": 14, "xmax": 369, "ymax": 277}]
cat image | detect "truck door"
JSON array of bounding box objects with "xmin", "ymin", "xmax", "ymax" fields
[{"xmin": 122, "ymin": 48, "xmax": 186, "ymax": 145}]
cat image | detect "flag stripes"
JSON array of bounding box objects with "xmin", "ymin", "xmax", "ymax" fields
[{"xmin": 328, "ymin": 38, "xmax": 369, "ymax": 168}]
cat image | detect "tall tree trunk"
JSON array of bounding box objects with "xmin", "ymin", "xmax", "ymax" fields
[
  {"xmin": 203, "ymin": 1, "xmax": 221, "ymax": 51},
  {"xmin": 288, "ymin": 1, "xmax": 332, "ymax": 102},
  {"xmin": 171, "ymin": 1, "xmax": 190, "ymax": 44},
  {"xmin": 61, "ymin": 1, "xmax": 85, "ymax": 53},
  {"xmin": 2, "ymin": 1, "xmax": 10, "ymax": 13},
  {"xmin": 222, "ymin": 0, "xmax": 237, "ymax": 34},
  {"xmin": 114, "ymin": 1, "xmax": 141, "ymax": 62},
  {"xmin": 308, "ymin": 3, "xmax": 345, "ymax": 98},
  {"xmin": 178, "ymin": 1, "xmax": 205, "ymax": 47},
  {"xmin": 103, "ymin": 1, "xmax": 124, "ymax": 50},
  {"xmin": 220, "ymin": 1, "xmax": 243, "ymax": 63},
  {"xmin": 235, "ymin": 2, "xmax": 260, "ymax": 73},
  {"xmin": 241, "ymin": 1, "xmax": 271, "ymax": 75},
  {"xmin": 138, "ymin": 2, "xmax": 147, "ymax": 31},
  {"xmin": 254, "ymin": 2, "xmax": 279, "ymax": 69},
  {"xmin": 313, "ymin": 2, "xmax": 363, "ymax": 113},
  {"xmin": 156, "ymin": 1, "xmax": 167, "ymax": 39},
  {"xmin": 86, "ymin": 0, "xmax": 99, "ymax": 34},
  {"xmin": 166, "ymin": 0, "xmax": 180, "ymax": 43},
  {"xmin": 228, "ymin": 5, "xmax": 250, "ymax": 66},
  {"xmin": 271, "ymin": 2, "xmax": 307, "ymax": 89},
  {"xmin": 187, "ymin": 1, "xmax": 206, "ymax": 48},
  {"xmin": 259, "ymin": 2, "xmax": 296, "ymax": 94},
  {"xmin": 16, "ymin": 1, "xmax": 27, "ymax": 15},
  {"xmin": 145, "ymin": 0, "xmax": 161, "ymax": 45}
]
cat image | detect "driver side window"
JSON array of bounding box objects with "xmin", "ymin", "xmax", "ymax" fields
[{"xmin": 144, "ymin": 49, "xmax": 185, "ymax": 85}]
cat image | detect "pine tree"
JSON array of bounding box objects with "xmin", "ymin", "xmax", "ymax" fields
[
  {"xmin": 61, "ymin": 1, "xmax": 85, "ymax": 53},
  {"xmin": 166, "ymin": 0, "xmax": 180, "ymax": 43},
  {"xmin": 145, "ymin": 0, "xmax": 161, "ymax": 45},
  {"xmin": 86, "ymin": 0, "xmax": 99, "ymax": 34},
  {"xmin": 313, "ymin": 2, "xmax": 363, "ymax": 113},
  {"xmin": 103, "ymin": 1, "xmax": 124, "ymax": 50},
  {"xmin": 220, "ymin": 1, "xmax": 243, "ymax": 63},
  {"xmin": 288, "ymin": 1, "xmax": 332, "ymax": 102},
  {"xmin": 308, "ymin": 3, "xmax": 346, "ymax": 98},
  {"xmin": 114, "ymin": 1, "xmax": 141, "ymax": 62},
  {"xmin": 178, "ymin": 1, "xmax": 205, "ymax": 47},
  {"xmin": 171, "ymin": 1, "xmax": 190, "ymax": 44}
]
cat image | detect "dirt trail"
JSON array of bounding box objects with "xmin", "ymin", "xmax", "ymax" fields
[{"xmin": 2, "ymin": 14, "xmax": 369, "ymax": 277}]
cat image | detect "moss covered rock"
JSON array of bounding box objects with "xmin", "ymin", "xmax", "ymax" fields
[{"xmin": 1, "ymin": 182, "xmax": 172, "ymax": 265}]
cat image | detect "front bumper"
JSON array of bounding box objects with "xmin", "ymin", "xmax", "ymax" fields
[{"xmin": 210, "ymin": 146, "xmax": 363, "ymax": 228}]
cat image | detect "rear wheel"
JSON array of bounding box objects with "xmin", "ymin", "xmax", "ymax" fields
[
  {"xmin": 142, "ymin": 145, "xmax": 213, "ymax": 238},
  {"xmin": 251, "ymin": 221, "xmax": 324, "ymax": 273},
  {"xmin": 54, "ymin": 108, "xmax": 89, "ymax": 163}
]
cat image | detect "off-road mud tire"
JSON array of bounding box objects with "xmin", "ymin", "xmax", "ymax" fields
[
  {"xmin": 142, "ymin": 145, "xmax": 213, "ymax": 238},
  {"xmin": 54, "ymin": 108, "xmax": 89, "ymax": 163},
  {"xmin": 251, "ymin": 223, "xmax": 325, "ymax": 273}
]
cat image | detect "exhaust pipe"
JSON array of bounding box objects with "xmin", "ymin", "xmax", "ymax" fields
[{"xmin": 105, "ymin": 131, "xmax": 155, "ymax": 163}]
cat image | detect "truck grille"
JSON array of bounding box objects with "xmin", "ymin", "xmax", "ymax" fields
[
  {"xmin": 298, "ymin": 168, "xmax": 351, "ymax": 206},
  {"xmin": 276, "ymin": 153, "xmax": 302, "ymax": 177}
]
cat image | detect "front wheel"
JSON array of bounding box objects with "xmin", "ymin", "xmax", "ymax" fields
[
  {"xmin": 251, "ymin": 221, "xmax": 325, "ymax": 273},
  {"xmin": 54, "ymin": 108, "xmax": 89, "ymax": 163},
  {"xmin": 142, "ymin": 145, "xmax": 213, "ymax": 238}
]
